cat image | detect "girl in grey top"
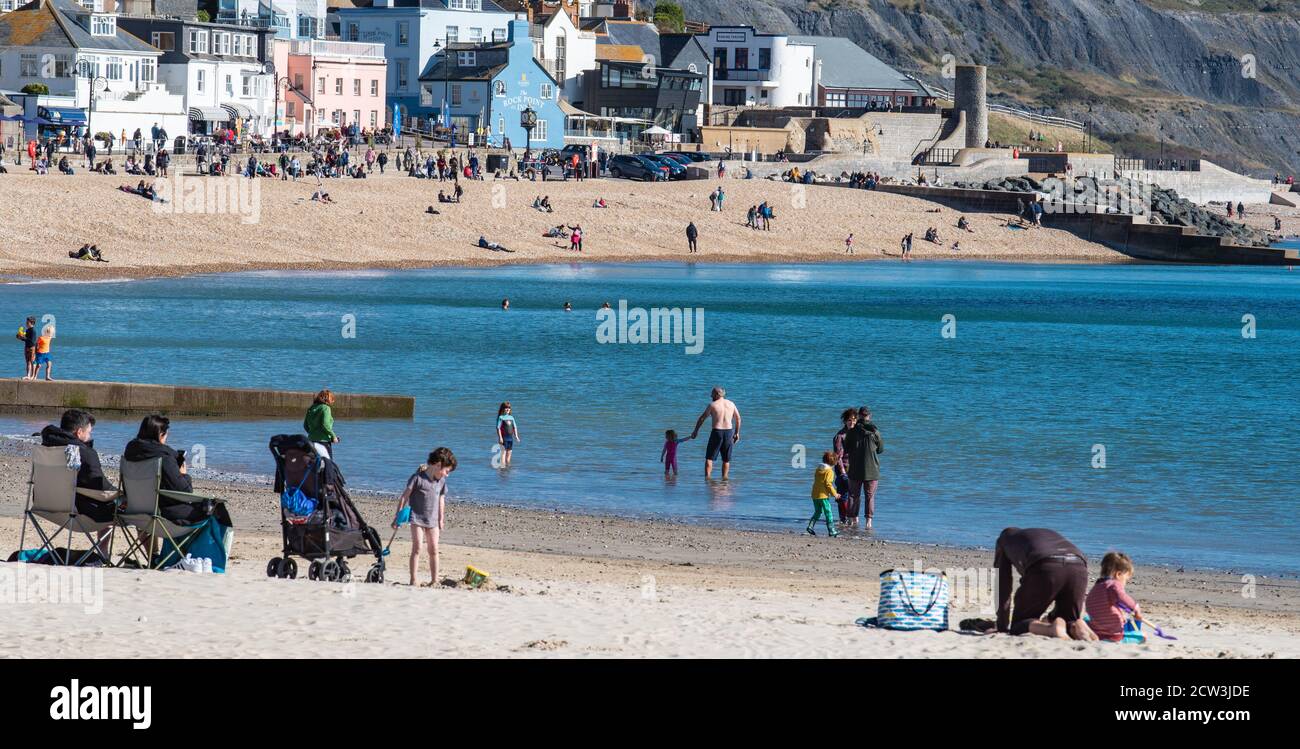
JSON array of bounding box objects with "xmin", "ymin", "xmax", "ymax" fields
[{"xmin": 393, "ymin": 447, "xmax": 457, "ymax": 587}]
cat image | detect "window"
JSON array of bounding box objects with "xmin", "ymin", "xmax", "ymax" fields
[
  {"xmin": 540, "ymin": 83, "xmax": 552, "ymax": 100},
  {"xmin": 213, "ymin": 32, "xmax": 230, "ymax": 56},
  {"xmin": 531, "ymin": 119, "xmax": 547, "ymax": 141},
  {"xmin": 287, "ymin": 101, "xmax": 296, "ymax": 117},
  {"xmin": 445, "ymin": 26, "xmax": 458, "ymax": 43},
  {"xmin": 450, "ymin": 83, "xmax": 462, "ymax": 106},
  {"xmin": 90, "ymin": 14, "xmax": 115, "ymax": 36},
  {"xmin": 370, "ymin": 110, "xmax": 377, "ymax": 127},
  {"xmin": 237, "ymin": 35, "xmax": 253, "ymax": 57},
  {"xmin": 469, "ymin": 27, "xmax": 482, "ymax": 43},
  {"xmin": 353, "ymin": 109, "xmax": 360, "ymax": 124},
  {"xmin": 294, "ymin": 73, "xmax": 303, "ymax": 90},
  {"xmin": 225, "ymin": 74, "xmax": 234, "ymax": 96},
  {"xmin": 758, "ymin": 48, "xmax": 770, "ymax": 70},
  {"xmin": 318, "ymin": 76, "xmax": 325, "ymax": 94},
  {"xmin": 353, "ymin": 79, "xmax": 361, "ymax": 96},
  {"xmin": 370, "ymin": 79, "xmax": 378, "ymax": 96},
  {"xmin": 396, "ymin": 62, "xmax": 408, "ymax": 90},
  {"xmin": 53, "ymin": 54, "xmax": 74, "ymax": 78},
  {"xmin": 492, "ymin": 28, "xmax": 506, "ymax": 41},
  {"xmin": 347, "ymin": 23, "xmax": 359, "ymax": 42},
  {"xmin": 497, "ymin": 115, "xmax": 504, "ymax": 134},
  {"xmin": 335, "ymin": 78, "xmax": 343, "ymax": 95},
  {"xmin": 397, "ymin": 21, "xmax": 409, "ymax": 46},
  {"xmin": 420, "ymin": 84, "xmax": 432, "ymax": 107},
  {"xmin": 331, "ymin": 109, "xmax": 339, "ymax": 124},
  {"xmin": 298, "ymin": 16, "xmax": 317, "ymax": 39},
  {"xmin": 188, "ymin": 30, "xmax": 208, "ymax": 54},
  {"xmin": 141, "ymin": 58, "xmax": 156, "ymax": 83},
  {"xmin": 447, "ymin": 0, "xmax": 480, "ymax": 9},
  {"xmin": 151, "ymin": 32, "xmax": 175, "ymax": 51},
  {"xmin": 20, "ymin": 53, "xmax": 38, "ymax": 77},
  {"xmin": 317, "ymin": 109, "xmax": 325, "ymax": 123},
  {"xmin": 493, "ymin": 80, "xmax": 505, "ymax": 97},
  {"xmin": 105, "ymin": 57, "xmax": 123, "ymax": 80},
  {"xmin": 243, "ymin": 75, "xmax": 252, "ymax": 96},
  {"xmin": 196, "ymin": 68, "xmax": 205, "ymax": 92},
  {"xmin": 457, "ymin": 51, "xmax": 476, "ymax": 67}
]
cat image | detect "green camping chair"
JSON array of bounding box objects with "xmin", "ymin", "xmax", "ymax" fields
[
  {"xmin": 19, "ymin": 445, "xmax": 120, "ymax": 566},
  {"xmin": 116, "ymin": 458, "xmax": 216, "ymax": 570}
]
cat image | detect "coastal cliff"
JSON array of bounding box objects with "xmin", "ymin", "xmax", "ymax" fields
[{"xmin": 679, "ymin": 0, "xmax": 1300, "ymax": 176}]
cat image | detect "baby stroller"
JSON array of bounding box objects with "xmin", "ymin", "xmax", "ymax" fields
[{"xmin": 267, "ymin": 434, "xmax": 385, "ymax": 583}]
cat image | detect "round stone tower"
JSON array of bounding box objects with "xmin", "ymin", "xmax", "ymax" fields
[{"xmin": 954, "ymin": 65, "xmax": 988, "ymax": 149}]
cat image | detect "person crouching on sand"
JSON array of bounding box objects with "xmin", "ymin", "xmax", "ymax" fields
[
  {"xmin": 807, "ymin": 451, "xmax": 840, "ymax": 537},
  {"xmin": 393, "ymin": 447, "xmax": 456, "ymax": 587},
  {"xmin": 1085, "ymin": 551, "xmax": 1143, "ymax": 642}
]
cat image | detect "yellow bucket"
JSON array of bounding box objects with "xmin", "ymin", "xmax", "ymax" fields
[{"xmin": 463, "ymin": 565, "xmax": 490, "ymax": 589}]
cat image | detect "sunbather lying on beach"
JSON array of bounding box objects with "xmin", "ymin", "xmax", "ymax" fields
[
  {"xmin": 68, "ymin": 244, "xmax": 108, "ymax": 262},
  {"xmin": 119, "ymin": 181, "xmax": 165, "ymax": 202},
  {"xmin": 478, "ymin": 235, "xmax": 507, "ymax": 251},
  {"xmin": 311, "ymin": 190, "xmax": 334, "ymax": 203}
]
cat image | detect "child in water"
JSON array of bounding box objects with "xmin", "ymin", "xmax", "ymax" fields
[
  {"xmin": 808, "ymin": 451, "xmax": 840, "ymax": 537},
  {"xmin": 496, "ymin": 402, "xmax": 520, "ymax": 466},
  {"xmin": 660, "ymin": 429, "xmax": 692, "ymax": 476},
  {"xmin": 1086, "ymin": 551, "xmax": 1143, "ymax": 641}
]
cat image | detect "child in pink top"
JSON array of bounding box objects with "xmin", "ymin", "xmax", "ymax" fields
[
  {"xmin": 1086, "ymin": 551, "xmax": 1142, "ymax": 641},
  {"xmin": 660, "ymin": 429, "xmax": 691, "ymax": 476}
]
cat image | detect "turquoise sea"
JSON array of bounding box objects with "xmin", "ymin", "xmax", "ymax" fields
[{"xmin": 3, "ymin": 262, "xmax": 1297, "ymax": 573}]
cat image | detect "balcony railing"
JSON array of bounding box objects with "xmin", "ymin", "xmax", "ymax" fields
[
  {"xmin": 289, "ymin": 39, "xmax": 386, "ymax": 60},
  {"xmin": 715, "ymin": 67, "xmax": 774, "ymax": 82}
]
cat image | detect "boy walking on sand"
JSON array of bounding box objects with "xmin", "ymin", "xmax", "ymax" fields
[{"xmin": 807, "ymin": 451, "xmax": 839, "ymax": 537}]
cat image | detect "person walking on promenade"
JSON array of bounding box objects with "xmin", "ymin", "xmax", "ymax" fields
[
  {"xmin": 304, "ymin": 389, "xmax": 340, "ymax": 458},
  {"xmin": 690, "ymin": 386, "xmax": 741, "ymax": 480}
]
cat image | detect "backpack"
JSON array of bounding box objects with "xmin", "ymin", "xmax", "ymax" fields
[{"xmin": 280, "ymin": 459, "xmax": 318, "ymax": 519}]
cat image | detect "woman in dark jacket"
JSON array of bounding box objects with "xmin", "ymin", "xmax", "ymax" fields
[{"xmin": 124, "ymin": 415, "xmax": 230, "ymax": 527}]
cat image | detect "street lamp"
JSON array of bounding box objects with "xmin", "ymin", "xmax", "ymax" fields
[
  {"xmin": 76, "ymin": 60, "xmax": 108, "ymax": 149},
  {"xmin": 521, "ymin": 105, "xmax": 537, "ymax": 164},
  {"xmin": 263, "ymin": 61, "xmax": 293, "ymax": 147},
  {"xmin": 432, "ymin": 35, "xmax": 452, "ymax": 141}
]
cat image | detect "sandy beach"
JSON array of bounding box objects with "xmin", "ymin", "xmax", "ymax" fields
[
  {"xmin": 1, "ymin": 450, "xmax": 1296, "ymax": 659},
  {"xmin": 0, "ymin": 170, "xmax": 1137, "ymax": 281}
]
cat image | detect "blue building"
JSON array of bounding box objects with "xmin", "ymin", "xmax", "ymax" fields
[
  {"xmin": 417, "ymin": 18, "xmax": 563, "ymax": 149},
  {"xmin": 333, "ymin": 0, "xmax": 515, "ymax": 124}
]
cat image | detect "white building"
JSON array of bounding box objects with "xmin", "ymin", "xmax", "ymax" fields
[
  {"xmin": 699, "ymin": 25, "xmax": 815, "ymax": 108},
  {"xmin": 530, "ymin": 6, "xmax": 595, "ymax": 103},
  {"xmin": 0, "ymin": 0, "xmax": 187, "ymax": 143},
  {"xmin": 218, "ymin": 0, "xmax": 328, "ymax": 40}
]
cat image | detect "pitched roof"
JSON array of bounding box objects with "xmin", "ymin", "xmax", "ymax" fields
[
  {"xmin": 788, "ymin": 35, "xmax": 926, "ymax": 94},
  {"xmin": 0, "ymin": 0, "xmax": 157, "ymax": 54},
  {"xmin": 595, "ymin": 43, "xmax": 645, "ymax": 63},
  {"xmin": 595, "ymin": 20, "xmax": 661, "ymax": 63}
]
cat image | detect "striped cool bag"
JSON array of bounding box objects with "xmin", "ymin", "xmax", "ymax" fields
[{"xmin": 875, "ymin": 569, "xmax": 950, "ymax": 631}]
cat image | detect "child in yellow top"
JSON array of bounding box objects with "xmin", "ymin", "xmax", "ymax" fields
[{"xmin": 807, "ymin": 451, "xmax": 840, "ymax": 537}]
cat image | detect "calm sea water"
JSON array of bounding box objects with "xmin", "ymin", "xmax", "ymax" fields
[{"xmin": 3, "ymin": 263, "xmax": 1298, "ymax": 573}]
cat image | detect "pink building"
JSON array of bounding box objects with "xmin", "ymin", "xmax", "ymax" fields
[{"xmin": 274, "ymin": 38, "xmax": 387, "ymax": 137}]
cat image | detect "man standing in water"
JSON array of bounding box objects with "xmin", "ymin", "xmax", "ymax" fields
[{"xmin": 690, "ymin": 387, "xmax": 741, "ymax": 480}]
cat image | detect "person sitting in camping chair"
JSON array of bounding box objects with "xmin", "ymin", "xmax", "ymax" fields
[
  {"xmin": 24, "ymin": 409, "xmax": 121, "ymax": 563},
  {"xmin": 119, "ymin": 415, "xmax": 231, "ymax": 568}
]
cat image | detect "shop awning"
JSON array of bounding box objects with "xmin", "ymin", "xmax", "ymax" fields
[
  {"xmin": 40, "ymin": 107, "xmax": 87, "ymax": 124},
  {"xmin": 221, "ymin": 102, "xmax": 255, "ymax": 120},
  {"xmin": 189, "ymin": 106, "xmax": 228, "ymax": 121}
]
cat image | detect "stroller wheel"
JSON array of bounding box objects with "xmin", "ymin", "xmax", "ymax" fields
[
  {"xmin": 338, "ymin": 560, "xmax": 352, "ymax": 583},
  {"xmin": 284, "ymin": 559, "xmax": 298, "ymax": 579},
  {"xmin": 266, "ymin": 558, "xmax": 283, "ymax": 578},
  {"xmin": 366, "ymin": 564, "xmax": 384, "ymax": 584},
  {"xmin": 308, "ymin": 561, "xmax": 322, "ymax": 581},
  {"xmin": 321, "ymin": 559, "xmax": 341, "ymax": 582}
]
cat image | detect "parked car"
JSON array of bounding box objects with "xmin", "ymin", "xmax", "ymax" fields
[
  {"xmin": 641, "ymin": 153, "xmax": 687, "ymax": 179},
  {"xmin": 664, "ymin": 151, "xmax": 709, "ymax": 163},
  {"xmin": 658, "ymin": 152, "xmax": 694, "ymax": 166},
  {"xmin": 607, "ymin": 154, "xmax": 667, "ymax": 181}
]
